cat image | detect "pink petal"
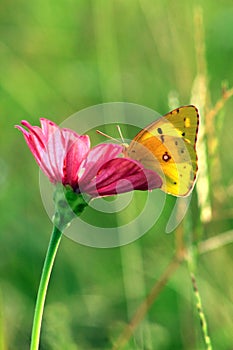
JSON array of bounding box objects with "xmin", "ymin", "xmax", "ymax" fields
[
  {"xmin": 44, "ymin": 127, "xmax": 64, "ymax": 181},
  {"xmin": 82, "ymin": 158, "xmax": 162, "ymax": 196},
  {"xmin": 16, "ymin": 119, "xmax": 91, "ymax": 186},
  {"xmin": 22, "ymin": 119, "xmax": 62, "ymax": 182},
  {"xmin": 40, "ymin": 118, "xmax": 59, "ymax": 142},
  {"xmin": 15, "ymin": 125, "xmax": 43, "ymax": 164},
  {"xmin": 62, "ymin": 132, "xmax": 90, "ymax": 187},
  {"xmin": 41, "ymin": 121, "xmax": 91, "ymax": 183},
  {"xmin": 15, "ymin": 122, "xmax": 55, "ymax": 181},
  {"xmin": 79, "ymin": 143, "xmax": 123, "ymax": 184}
]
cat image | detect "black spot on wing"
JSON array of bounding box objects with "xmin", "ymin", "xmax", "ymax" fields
[{"xmin": 157, "ymin": 127, "xmax": 163, "ymax": 134}]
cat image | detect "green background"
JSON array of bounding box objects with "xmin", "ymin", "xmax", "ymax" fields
[{"xmin": 1, "ymin": 1, "xmax": 233, "ymax": 349}]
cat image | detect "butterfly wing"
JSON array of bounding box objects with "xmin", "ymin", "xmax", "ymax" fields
[{"xmin": 125, "ymin": 105, "xmax": 199, "ymax": 196}]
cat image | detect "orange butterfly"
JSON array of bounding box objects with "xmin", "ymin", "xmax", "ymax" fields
[{"xmin": 123, "ymin": 105, "xmax": 199, "ymax": 196}]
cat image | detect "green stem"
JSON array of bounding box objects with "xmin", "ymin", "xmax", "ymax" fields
[
  {"xmin": 191, "ymin": 272, "xmax": 213, "ymax": 350},
  {"xmin": 112, "ymin": 256, "xmax": 182, "ymax": 350},
  {"xmin": 30, "ymin": 226, "xmax": 63, "ymax": 350}
]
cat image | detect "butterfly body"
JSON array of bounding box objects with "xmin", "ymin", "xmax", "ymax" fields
[{"xmin": 124, "ymin": 105, "xmax": 199, "ymax": 197}]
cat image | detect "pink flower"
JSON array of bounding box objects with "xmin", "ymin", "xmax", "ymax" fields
[{"xmin": 16, "ymin": 119, "xmax": 162, "ymax": 197}]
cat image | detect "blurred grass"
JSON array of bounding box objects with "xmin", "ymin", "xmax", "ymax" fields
[{"xmin": 1, "ymin": 1, "xmax": 233, "ymax": 349}]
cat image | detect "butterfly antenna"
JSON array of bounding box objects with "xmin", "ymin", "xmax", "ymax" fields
[
  {"xmin": 96, "ymin": 129, "xmax": 121, "ymax": 143},
  {"xmin": 116, "ymin": 125, "xmax": 125, "ymax": 143}
]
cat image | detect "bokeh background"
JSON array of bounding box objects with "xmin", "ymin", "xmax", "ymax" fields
[{"xmin": 1, "ymin": 1, "xmax": 233, "ymax": 349}]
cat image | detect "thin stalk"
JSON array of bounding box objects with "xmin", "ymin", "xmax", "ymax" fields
[
  {"xmin": 112, "ymin": 256, "xmax": 182, "ymax": 350},
  {"xmin": 30, "ymin": 226, "xmax": 62, "ymax": 350},
  {"xmin": 191, "ymin": 273, "xmax": 213, "ymax": 350}
]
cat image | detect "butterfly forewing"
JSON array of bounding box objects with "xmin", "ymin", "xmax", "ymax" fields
[{"xmin": 125, "ymin": 105, "xmax": 199, "ymax": 196}]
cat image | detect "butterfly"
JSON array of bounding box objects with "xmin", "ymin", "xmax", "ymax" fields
[{"xmin": 123, "ymin": 105, "xmax": 199, "ymax": 197}]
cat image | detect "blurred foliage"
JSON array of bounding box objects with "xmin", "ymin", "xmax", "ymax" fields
[{"xmin": 0, "ymin": 1, "xmax": 233, "ymax": 349}]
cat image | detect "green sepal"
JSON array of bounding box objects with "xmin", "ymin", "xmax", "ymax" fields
[{"xmin": 53, "ymin": 184, "xmax": 89, "ymax": 232}]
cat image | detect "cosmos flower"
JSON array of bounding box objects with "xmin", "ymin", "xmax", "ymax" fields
[{"xmin": 16, "ymin": 118, "xmax": 162, "ymax": 197}]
